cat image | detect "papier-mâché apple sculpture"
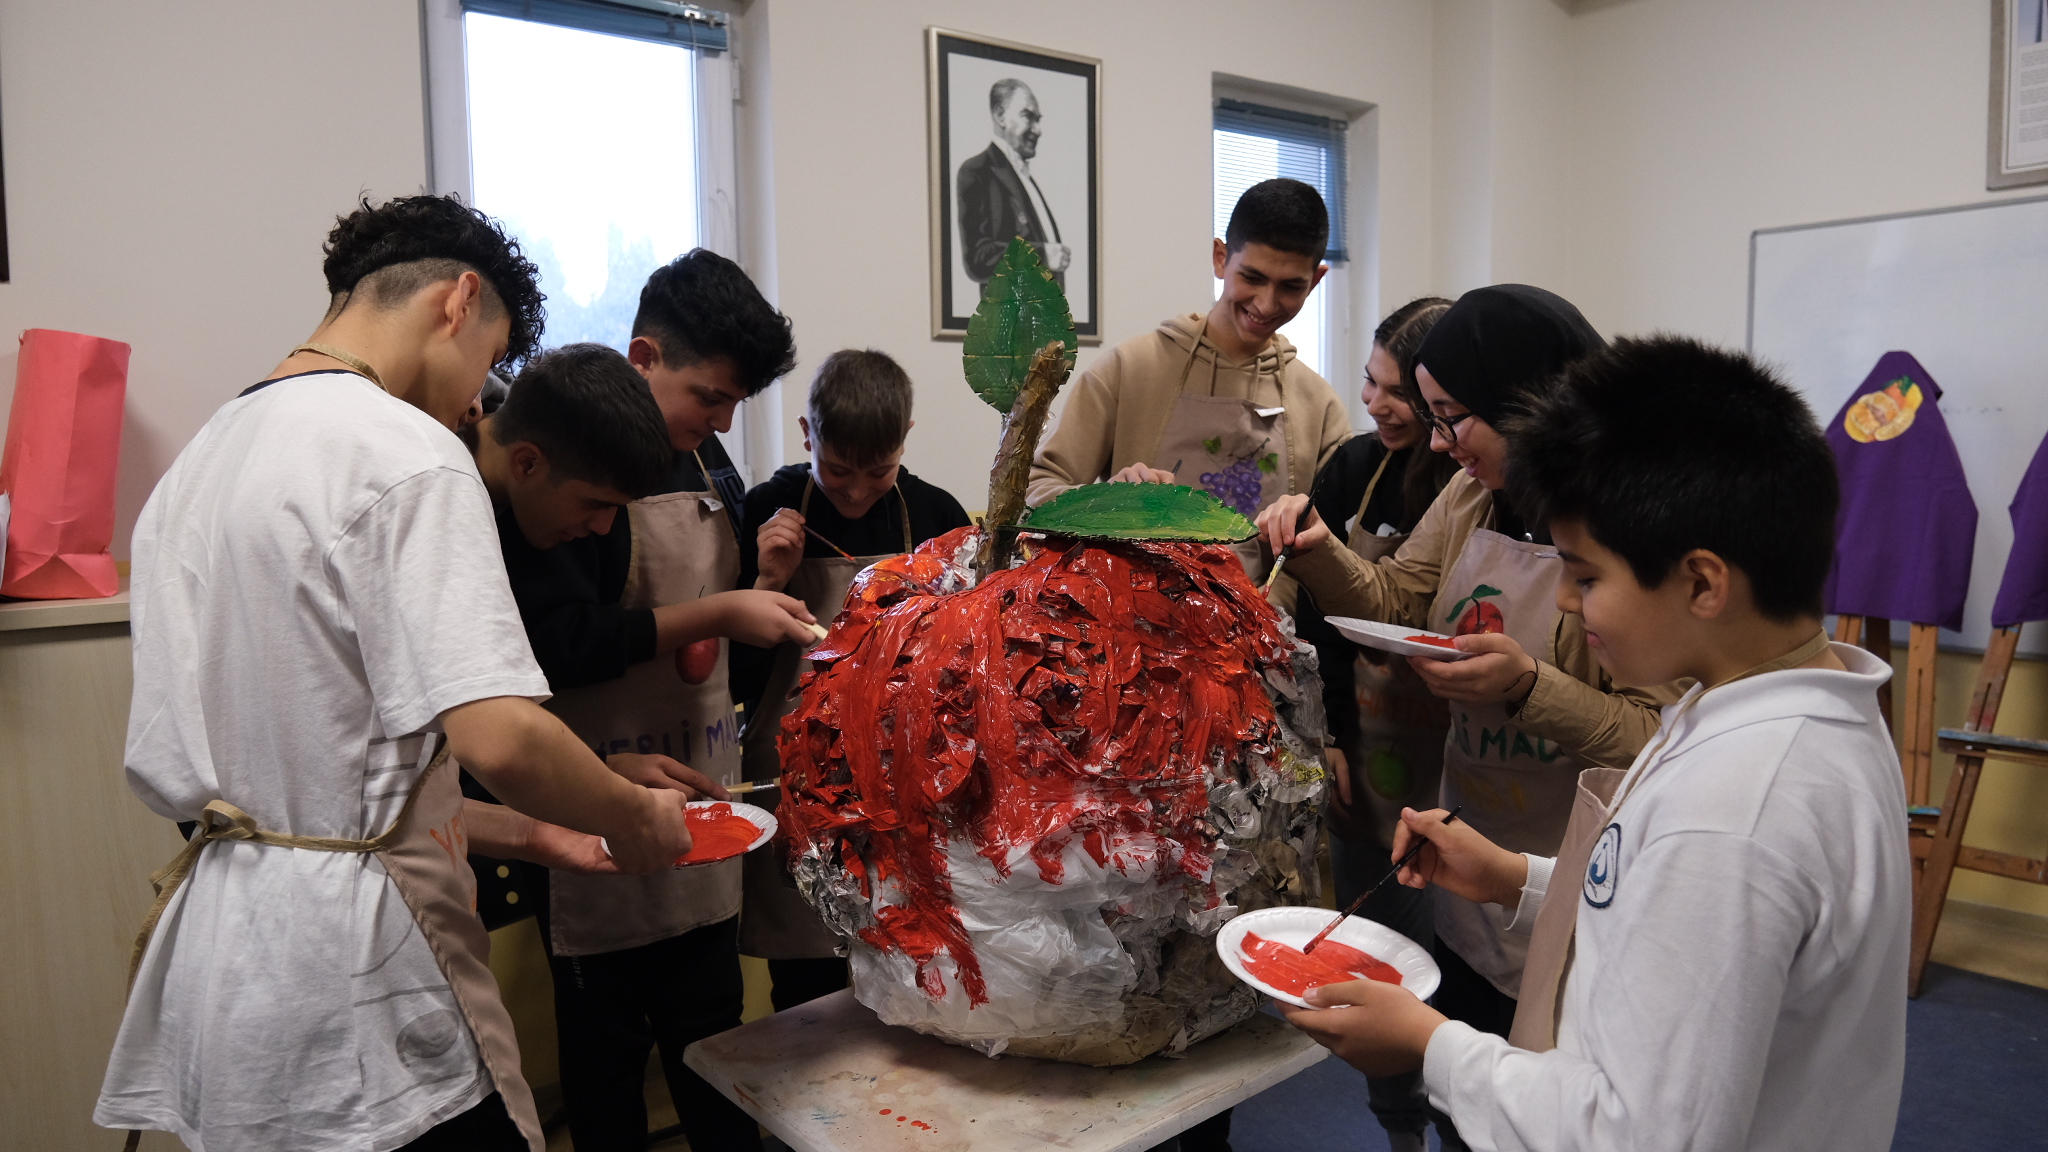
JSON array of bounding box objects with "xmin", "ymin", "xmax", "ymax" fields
[{"xmin": 776, "ymin": 239, "xmax": 1328, "ymax": 1064}]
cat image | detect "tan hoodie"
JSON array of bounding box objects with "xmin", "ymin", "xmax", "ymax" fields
[{"xmin": 1026, "ymin": 312, "xmax": 1353, "ymax": 507}]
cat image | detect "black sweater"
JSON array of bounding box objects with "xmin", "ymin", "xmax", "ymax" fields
[
  {"xmin": 497, "ymin": 435, "xmax": 746, "ymax": 693},
  {"xmin": 1295, "ymin": 436, "xmax": 1447, "ymax": 749},
  {"xmin": 729, "ymin": 463, "xmax": 971, "ymax": 714}
]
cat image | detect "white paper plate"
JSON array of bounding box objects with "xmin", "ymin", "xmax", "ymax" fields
[
  {"xmin": 1325, "ymin": 617, "xmax": 1476, "ymax": 662},
  {"xmin": 1216, "ymin": 905, "xmax": 1440, "ymax": 1009},
  {"xmin": 676, "ymin": 800, "xmax": 778, "ymax": 867}
]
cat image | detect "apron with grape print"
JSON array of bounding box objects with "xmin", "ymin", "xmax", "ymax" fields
[{"xmin": 1145, "ymin": 319, "xmax": 1305, "ymax": 577}]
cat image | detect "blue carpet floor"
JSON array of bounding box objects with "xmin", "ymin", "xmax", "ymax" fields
[{"xmin": 1227, "ymin": 963, "xmax": 2048, "ymax": 1151}]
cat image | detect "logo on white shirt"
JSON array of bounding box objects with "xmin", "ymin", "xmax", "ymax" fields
[{"xmin": 1584, "ymin": 823, "xmax": 1622, "ymax": 908}]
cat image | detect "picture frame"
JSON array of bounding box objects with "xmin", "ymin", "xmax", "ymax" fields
[
  {"xmin": 1989, "ymin": 0, "xmax": 2048, "ymax": 190},
  {"xmin": 927, "ymin": 27, "xmax": 1100, "ymax": 343}
]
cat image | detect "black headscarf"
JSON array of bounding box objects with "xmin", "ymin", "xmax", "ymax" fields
[{"xmin": 1414, "ymin": 284, "xmax": 1604, "ymax": 427}]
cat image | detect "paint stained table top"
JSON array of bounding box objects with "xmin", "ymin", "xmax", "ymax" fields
[{"xmin": 684, "ymin": 989, "xmax": 1328, "ymax": 1152}]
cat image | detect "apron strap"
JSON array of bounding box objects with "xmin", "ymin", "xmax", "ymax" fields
[
  {"xmin": 289, "ymin": 343, "xmax": 387, "ymax": 392},
  {"xmin": 1352, "ymin": 451, "xmax": 1394, "ymax": 535},
  {"xmin": 799, "ymin": 475, "xmax": 912, "ymax": 554},
  {"xmin": 126, "ymin": 744, "xmax": 450, "ymax": 990}
]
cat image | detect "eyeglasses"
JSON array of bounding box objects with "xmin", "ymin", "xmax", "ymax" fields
[{"xmin": 1409, "ymin": 399, "xmax": 1477, "ymax": 444}]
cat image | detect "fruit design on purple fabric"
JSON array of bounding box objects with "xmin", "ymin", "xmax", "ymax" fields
[
  {"xmin": 1843, "ymin": 376, "xmax": 1924, "ymax": 444},
  {"xmin": 1446, "ymin": 584, "xmax": 1506, "ymax": 636},
  {"xmin": 1198, "ymin": 436, "xmax": 1278, "ymax": 519}
]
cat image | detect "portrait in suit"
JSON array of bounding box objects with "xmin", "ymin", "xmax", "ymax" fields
[
  {"xmin": 957, "ymin": 79, "xmax": 1070, "ymax": 285},
  {"xmin": 929, "ymin": 29, "xmax": 1099, "ymax": 340}
]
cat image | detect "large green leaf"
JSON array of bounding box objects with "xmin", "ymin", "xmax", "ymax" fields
[
  {"xmin": 1020, "ymin": 483, "xmax": 1257, "ymax": 543},
  {"xmin": 963, "ymin": 237, "xmax": 1077, "ymax": 413}
]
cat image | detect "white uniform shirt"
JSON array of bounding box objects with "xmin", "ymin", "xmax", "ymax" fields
[
  {"xmin": 1423, "ymin": 643, "xmax": 1909, "ymax": 1152},
  {"xmin": 96, "ymin": 372, "xmax": 551, "ymax": 1152}
]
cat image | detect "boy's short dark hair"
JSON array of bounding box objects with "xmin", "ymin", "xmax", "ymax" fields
[
  {"xmin": 322, "ymin": 195, "xmax": 545, "ymax": 368},
  {"xmin": 493, "ymin": 344, "xmax": 673, "ymax": 499},
  {"xmin": 1224, "ymin": 179, "xmax": 1329, "ymax": 260},
  {"xmin": 807, "ymin": 350, "xmax": 913, "ymax": 468},
  {"xmin": 1506, "ymin": 335, "xmax": 1838, "ymax": 621},
  {"xmin": 631, "ymin": 249, "xmax": 797, "ymax": 396}
]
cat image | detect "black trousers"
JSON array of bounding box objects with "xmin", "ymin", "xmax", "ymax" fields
[
  {"xmin": 398, "ymin": 1093, "xmax": 525, "ymax": 1151},
  {"xmin": 549, "ymin": 916, "xmax": 763, "ymax": 1152},
  {"xmin": 766, "ymin": 956, "xmax": 849, "ymax": 1014},
  {"xmin": 1426, "ymin": 940, "xmax": 1518, "ymax": 1152}
]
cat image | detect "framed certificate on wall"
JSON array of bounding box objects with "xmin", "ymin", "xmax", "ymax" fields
[{"xmin": 1991, "ymin": 0, "xmax": 2048, "ymax": 189}]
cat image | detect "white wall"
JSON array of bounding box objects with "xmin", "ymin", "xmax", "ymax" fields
[
  {"xmin": 0, "ymin": 0, "xmax": 429, "ymax": 560},
  {"xmin": 1557, "ymin": 0, "xmax": 2037, "ymax": 342},
  {"xmin": 739, "ymin": 0, "xmax": 1438, "ymax": 510}
]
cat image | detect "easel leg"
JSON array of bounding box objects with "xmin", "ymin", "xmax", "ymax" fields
[
  {"xmin": 1903, "ymin": 624, "xmax": 1937, "ymax": 807},
  {"xmin": 1909, "ymin": 755, "xmax": 1983, "ymax": 998}
]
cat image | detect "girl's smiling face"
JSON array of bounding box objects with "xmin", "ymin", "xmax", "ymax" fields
[
  {"xmin": 1364, "ymin": 343, "xmax": 1422, "ymax": 452},
  {"xmin": 1415, "ymin": 364, "xmax": 1509, "ymax": 489}
]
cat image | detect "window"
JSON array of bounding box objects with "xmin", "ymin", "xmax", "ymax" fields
[
  {"xmin": 422, "ymin": 0, "xmax": 751, "ymax": 473},
  {"xmin": 1212, "ymin": 97, "xmax": 1350, "ymax": 383}
]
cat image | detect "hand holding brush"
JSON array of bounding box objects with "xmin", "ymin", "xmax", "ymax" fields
[{"xmin": 1304, "ymin": 806, "xmax": 1463, "ymax": 953}]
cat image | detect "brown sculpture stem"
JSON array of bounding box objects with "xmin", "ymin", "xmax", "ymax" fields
[{"xmin": 977, "ymin": 340, "xmax": 1071, "ymax": 576}]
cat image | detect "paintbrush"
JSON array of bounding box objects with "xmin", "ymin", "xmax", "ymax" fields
[
  {"xmin": 1303, "ymin": 805, "xmax": 1463, "ymax": 954},
  {"xmin": 725, "ymin": 778, "xmax": 781, "ymax": 795},
  {"xmin": 801, "ymin": 521, "xmax": 857, "ymax": 561},
  {"xmin": 1261, "ymin": 481, "xmax": 1325, "ymax": 597}
]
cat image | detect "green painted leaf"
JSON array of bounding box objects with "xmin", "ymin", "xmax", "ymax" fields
[
  {"xmin": 962, "ymin": 237, "xmax": 1078, "ymax": 413},
  {"xmin": 1019, "ymin": 483, "xmax": 1257, "ymax": 543},
  {"xmin": 1202, "ymin": 436, "xmax": 1223, "ymax": 455},
  {"xmin": 1257, "ymin": 453, "xmax": 1278, "ymax": 474}
]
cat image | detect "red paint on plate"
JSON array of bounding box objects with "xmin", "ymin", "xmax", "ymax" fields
[
  {"xmin": 1240, "ymin": 931, "xmax": 1402, "ymax": 998},
  {"xmin": 1403, "ymin": 634, "xmax": 1459, "ymax": 649},
  {"xmin": 675, "ymin": 803, "xmax": 761, "ymax": 865}
]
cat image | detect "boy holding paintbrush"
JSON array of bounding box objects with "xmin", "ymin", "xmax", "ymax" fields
[
  {"xmin": 733, "ymin": 348, "xmax": 971, "ymax": 1009},
  {"xmin": 1279, "ymin": 336, "xmax": 1910, "ymax": 1151}
]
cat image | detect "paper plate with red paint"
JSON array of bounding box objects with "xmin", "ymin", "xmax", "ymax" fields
[
  {"xmin": 1217, "ymin": 906, "xmax": 1439, "ymax": 1009},
  {"xmin": 1325, "ymin": 617, "xmax": 1476, "ymax": 663},
  {"xmin": 676, "ymin": 800, "xmax": 777, "ymax": 868}
]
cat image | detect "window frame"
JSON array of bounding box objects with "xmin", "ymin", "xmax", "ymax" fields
[{"xmin": 419, "ymin": 0, "xmax": 755, "ymax": 478}]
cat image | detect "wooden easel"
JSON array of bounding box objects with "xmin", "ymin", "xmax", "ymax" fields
[{"xmin": 1843, "ymin": 615, "xmax": 2048, "ymax": 995}]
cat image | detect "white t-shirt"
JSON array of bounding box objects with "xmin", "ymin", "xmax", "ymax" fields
[
  {"xmin": 96, "ymin": 372, "xmax": 551, "ymax": 1152},
  {"xmin": 1423, "ymin": 643, "xmax": 1909, "ymax": 1152}
]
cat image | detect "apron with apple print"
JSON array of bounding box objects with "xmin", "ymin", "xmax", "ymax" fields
[{"xmin": 1428, "ymin": 527, "xmax": 1585, "ymax": 999}]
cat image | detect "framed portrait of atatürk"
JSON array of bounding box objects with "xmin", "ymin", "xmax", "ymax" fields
[{"xmin": 928, "ymin": 27, "xmax": 1100, "ymax": 342}]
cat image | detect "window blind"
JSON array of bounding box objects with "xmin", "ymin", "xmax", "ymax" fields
[
  {"xmin": 1213, "ymin": 98, "xmax": 1348, "ymax": 262},
  {"xmin": 461, "ymin": 0, "xmax": 728, "ymax": 53}
]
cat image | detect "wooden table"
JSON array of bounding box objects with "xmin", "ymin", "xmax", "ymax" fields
[{"xmin": 685, "ymin": 989, "xmax": 1328, "ymax": 1152}]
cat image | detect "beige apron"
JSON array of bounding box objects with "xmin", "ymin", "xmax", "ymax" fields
[
  {"xmin": 738, "ymin": 477, "xmax": 911, "ymax": 958},
  {"xmin": 1146, "ymin": 319, "xmax": 1303, "ymax": 577},
  {"xmin": 1335, "ymin": 454, "xmax": 1449, "ymax": 846},
  {"xmin": 1508, "ymin": 631, "xmax": 1833, "ymax": 1051},
  {"xmin": 1430, "ymin": 526, "xmax": 1583, "ymax": 999},
  {"xmin": 544, "ymin": 469, "xmax": 745, "ymax": 957},
  {"xmin": 126, "ymin": 743, "xmax": 544, "ymax": 1151}
]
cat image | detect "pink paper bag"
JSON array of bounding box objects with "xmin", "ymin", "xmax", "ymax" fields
[{"xmin": 0, "ymin": 328, "xmax": 130, "ymax": 599}]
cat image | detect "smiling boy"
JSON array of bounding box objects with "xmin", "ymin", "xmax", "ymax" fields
[
  {"xmin": 1026, "ymin": 178, "xmax": 1350, "ymax": 578},
  {"xmin": 733, "ymin": 348, "xmax": 971, "ymax": 1009},
  {"xmin": 1280, "ymin": 336, "xmax": 1909, "ymax": 1152}
]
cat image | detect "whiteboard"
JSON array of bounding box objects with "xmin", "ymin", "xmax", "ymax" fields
[{"xmin": 1749, "ymin": 194, "xmax": 2048, "ymax": 654}]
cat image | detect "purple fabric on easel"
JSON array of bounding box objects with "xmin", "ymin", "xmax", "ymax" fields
[
  {"xmin": 1822, "ymin": 351, "xmax": 1978, "ymax": 631},
  {"xmin": 1992, "ymin": 433, "xmax": 2048, "ymax": 627}
]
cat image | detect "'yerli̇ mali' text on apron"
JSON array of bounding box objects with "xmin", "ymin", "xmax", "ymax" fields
[
  {"xmin": 1430, "ymin": 525, "xmax": 1584, "ymax": 999},
  {"xmin": 544, "ymin": 464, "xmax": 745, "ymax": 957}
]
